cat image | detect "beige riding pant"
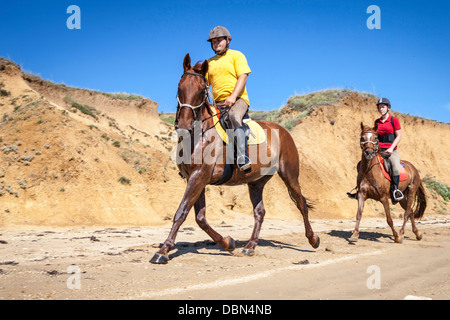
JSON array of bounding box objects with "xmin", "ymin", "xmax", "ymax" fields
[
  {"xmin": 220, "ymin": 98, "xmax": 249, "ymax": 129},
  {"xmin": 381, "ymin": 148, "xmax": 401, "ymax": 176}
]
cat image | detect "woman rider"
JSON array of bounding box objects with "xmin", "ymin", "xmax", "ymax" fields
[
  {"xmin": 375, "ymin": 97, "xmax": 404, "ymax": 202},
  {"xmin": 348, "ymin": 97, "xmax": 404, "ymax": 203}
]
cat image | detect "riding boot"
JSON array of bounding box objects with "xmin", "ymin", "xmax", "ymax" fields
[
  {"xmin": 235, "ymin": 125, "xmax": 251, "ymax": 171},
  {"xmin": 391, "ymin": 175, "xmax": 404, "ymax": 203}
]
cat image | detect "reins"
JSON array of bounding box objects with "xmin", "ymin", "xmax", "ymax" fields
[
  {"xmin": 348, "ymin": 131, "xmax": 382, "ymax": 195},
  {"xmin": 176, "ymin": 71, "xmax": 233, "ymax": 135},
  {"xmin": 176, "ymin": 73, "xmax": 208, "ymax": 111}
]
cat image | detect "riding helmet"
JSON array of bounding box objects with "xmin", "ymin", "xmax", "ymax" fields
[
  {"xmin": 377, "ymin": 97, "xmax": 391, "ymax": 108},
  {"xmin": 207, "ymin": 26, "xmax": 232, "ymax": 42}
]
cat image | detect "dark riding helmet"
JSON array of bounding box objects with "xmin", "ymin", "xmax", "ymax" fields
[
  {"xmin": 376, "ymin": 97, "xmax": 391, "ymax": 109},
  {"xmin": 207, "ymin": 26, "xmax": 231, "ymax": 55}
]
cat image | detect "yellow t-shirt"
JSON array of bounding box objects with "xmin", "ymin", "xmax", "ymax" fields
[{"xmin": 207, "ymin": 49, "xmax": 251, "ymax": 105}]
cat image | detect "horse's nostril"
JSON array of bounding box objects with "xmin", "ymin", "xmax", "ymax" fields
[{"xmin": 364, "ymin": 150, "xmax": 375, "ymax": 159}]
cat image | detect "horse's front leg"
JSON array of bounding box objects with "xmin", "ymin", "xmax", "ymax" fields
[
  {"xmin": 150, "ymin": 170, "xmax": 210, "ymax": 264},
  {"xmin": 349, "ymin": 191, "xmax": 366, "ymax": 242},
  {"xmin": 194, "ymin": 188, "xmax": 236, "ymax": 252},
  {"xmin": 381, "ymin": 197, "xmax": 401, "ymax": 243}
]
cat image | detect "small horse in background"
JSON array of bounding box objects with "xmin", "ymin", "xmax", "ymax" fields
[
  {"xmin": 150, "ymin": 54, "xmax": 320, "ymax": 264},
  {"xmin": 350, "ymin": 123, "xmax": 426, "ymax": 243}
]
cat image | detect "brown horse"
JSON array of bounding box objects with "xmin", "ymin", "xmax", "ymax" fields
[
  {"xmin": 150, "ymin": 54, "xmax": 320, "ymax": 264},
  {"xmin": 350, "ymin": 123, "xmax": 427, "ymax": 243}
]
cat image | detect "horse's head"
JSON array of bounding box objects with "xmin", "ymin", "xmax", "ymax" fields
[
  {"xmin": 175, "ymin": 53, "xmax": 209, "ymax": 132},
  {"xmin": 360, "ymin": 122, "xmax": 379, "ymax": 160}
]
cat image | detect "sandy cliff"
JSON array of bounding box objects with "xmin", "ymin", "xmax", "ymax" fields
[{"xmin": 0, "ymin": 58, "xmax": 448, "ymax": 226}]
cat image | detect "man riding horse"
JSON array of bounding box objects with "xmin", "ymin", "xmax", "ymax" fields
[{"xmin": 206, "ymin": 26, "xmax": 252, "ymax": 171}]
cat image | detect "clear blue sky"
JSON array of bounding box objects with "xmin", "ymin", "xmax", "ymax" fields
[{"xmin": 1, "ymin": 0, "xmax": 449, "ymax": 123}]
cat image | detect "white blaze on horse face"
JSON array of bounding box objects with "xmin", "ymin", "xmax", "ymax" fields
[{"xmin": 361, "ymin": 132, "xmax": 377, "ymax": 148}]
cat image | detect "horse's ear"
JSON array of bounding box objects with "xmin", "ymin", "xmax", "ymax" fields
[
  {"xmin": 200, "ymin": 60, "xmax": 208, "ymax": 76},
  {"xmin": 360, "ymin": 122, "xmax": 365, "ymax": 131},
  {"xmin": 183, "ymin": 53, "xmax": 191, "ymax": 71},
  {"xmin": 373, "ymin": 122, "xmax": 378, "ymax": 132}
]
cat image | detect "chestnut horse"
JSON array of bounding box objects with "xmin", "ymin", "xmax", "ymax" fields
[
  {"xmin": 350, "ymin": 123, "xmax": 426, "ymax": 243},
  {"xmin": 150, "ymin": 54, "xmax": 320, "ymax": 264}
]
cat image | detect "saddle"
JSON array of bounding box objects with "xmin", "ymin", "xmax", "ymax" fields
[
  {"xmin": 208, "ymin": 104, "xmax": 266, "ymax": 186},
  {"xmin": 210, "ymin": 104, "xmax": 266, "ymax": 145},
  {"xmin": 378, "ymin": 155, "xmax": 408, "ymax": 182}
]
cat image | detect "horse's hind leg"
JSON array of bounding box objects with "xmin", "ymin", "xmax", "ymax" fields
[
  {"xmin": 195, "ymin": 188, "xmax": 235, "ymax": 252},
  {"xmin": 244, "ymin": 178, "xmax": 271, "ymax": 256},
  {"xmin": 381, "ymin": 197, "xmax": 401, "ymax": 243},
  {"xmin": 399, "ymin": 186, "xmax": 422, "ymax": 241},
  {"xmin": 278, "ymin": 162, "xmax": 320, "ymax": 249},
  {"xmin": 410, "ymin": 212, "xmax": 422, "ymax": 241}
]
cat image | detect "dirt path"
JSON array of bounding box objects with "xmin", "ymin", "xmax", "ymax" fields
[{"xmin": 0, "ymin": 215, "xmax": 449, "ymax": 300}]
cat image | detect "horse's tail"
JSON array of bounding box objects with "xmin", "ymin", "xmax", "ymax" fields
[
  {"xmin": 413, "ymin": 181, "xmax": 427, "ymax": 220},
  {"xmin": 305, "ymin": 197, "xmax": 314, "ymax": 210},
  {"xmin": 287, "ymin": 190, "xmax": 314, "ymax": 210}
]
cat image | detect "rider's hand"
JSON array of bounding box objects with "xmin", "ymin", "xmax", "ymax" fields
[
  {"xmin": 224, "ymin": 95, "xmax": 237, "ymax": 107},
  {"xmin": 385, "ymin": 147, "xmax": 394, "ymax": 155}
]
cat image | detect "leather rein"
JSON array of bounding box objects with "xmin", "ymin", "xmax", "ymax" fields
[{"xmin": 175, "ymin": 72, "xmax": 230, "ymax": 133}]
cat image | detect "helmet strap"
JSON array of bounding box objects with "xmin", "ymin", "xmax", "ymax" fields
[{"xmin": 211, "ymin": 38, "xmax": 230, "ymax": 55}]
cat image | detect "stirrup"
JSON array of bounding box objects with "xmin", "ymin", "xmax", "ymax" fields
[
  {"xmin": 393, "ymin": 189, "xmax": 404, "ymax": 201},
  {"xmin": 237, "ymin": 155, "xmax": 251, "ymax": 171}
]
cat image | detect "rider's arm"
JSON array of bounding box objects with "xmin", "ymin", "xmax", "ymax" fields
[
  {"xmin": 387, "ymin": 129, "xmax": 402, "ymax": 153},
  {"xmin": 224, "ymin": 73, "xmax": 248, "ymax": 107}
]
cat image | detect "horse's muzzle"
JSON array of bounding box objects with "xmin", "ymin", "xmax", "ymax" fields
[{"xmin": 364, "ymin": 150, "xmax": 376, "ymax": 160}]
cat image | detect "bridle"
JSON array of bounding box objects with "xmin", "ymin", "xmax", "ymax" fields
[
  {"xmin": 348, "ymin": 130, "xmax": 383, "ymax": 196},
  {"xmin": 177, "ymin": 72, "xmax": 209, "ymax": 111},
  {"xmin": 360, "ymin": 131, "xmax": 379, "ymax": 154},
  {"xmin": 347, "ymin": 131, "xmax": 381, "ymax": 195},
  {"xmin": 175, "ymin": 72, "xmax": 210, "ymax": 130},
  {"xmin": 175, "ymin": 71, "xmax": 227, "ymax": 133}
]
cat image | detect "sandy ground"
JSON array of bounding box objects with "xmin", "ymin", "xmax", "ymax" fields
[{"xmin": 1, "ymin": 214, "xmax": 449, "ymax": 300}]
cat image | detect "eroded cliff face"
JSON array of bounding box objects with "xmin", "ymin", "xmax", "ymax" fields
[
  {"xmin": 1, "ymin": 58, "xmax": 448, "ymax": 226},
  {"xmin": 288, "ymin": 92, "xmax": 449, "ymax": 219}
]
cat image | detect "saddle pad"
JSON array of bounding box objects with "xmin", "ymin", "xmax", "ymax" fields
[
  {"xmin": 210, "ymin": 105, "xmax": 266, "ymax": 145},
  {"xmin": 377, "ymin": 155, "xmax": 408, "ymax": 182}
]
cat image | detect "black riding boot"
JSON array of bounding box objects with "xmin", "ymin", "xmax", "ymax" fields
[
  {"xmin": 391, "ymin": 175, "xmax": 404, "ymax": 203},
  {"xmin": 235, "ymin": 125, "xmax": 251, "ymax": 171}
]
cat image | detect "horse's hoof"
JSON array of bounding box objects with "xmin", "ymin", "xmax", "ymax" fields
[
  {"xmin": 225, "ymin": 236, "xmax": 236, "ymax": 252},
  {"xmin": 149, "ymin": 253, "xmax": 169, "ymax": 264},
  {"xmin": 348, "ymin": 237, "xmax": 358, "ymax": 243},
  {"xmin": 311, "ymin": 236, "xmax": 320, "ymax": 249},
  {"xmin": 242, "ymin": 248, "xmax": 255, "ymax": 256},
  {"xmin": 395, "ymin": 237, "xmax": 403, "ymax": 244},
  {"xmin": 416, "ymin": 232, "xmax": 423, "ymax": 241}
]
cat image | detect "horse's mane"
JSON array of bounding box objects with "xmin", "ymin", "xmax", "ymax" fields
[
  {"xmin": 188, "ymin": 60, "xmax": 213, "ymax": 117},
  {"xmin": 193, "ymin": 61, "xmax": 206, "ymax": 74}
]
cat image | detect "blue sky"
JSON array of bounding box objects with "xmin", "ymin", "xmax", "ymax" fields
[{"xmin": 1, "ymin": 0, "xmax": 449, "ymax": 123}]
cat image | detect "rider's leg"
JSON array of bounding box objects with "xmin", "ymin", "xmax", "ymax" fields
[
  {"xmin": 228, "ymin": 99, "xmax": 251, "ymax": 170},
  {"xmin": 389, "ymin": 149, "xmax": 404, "ymax": 201}
]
